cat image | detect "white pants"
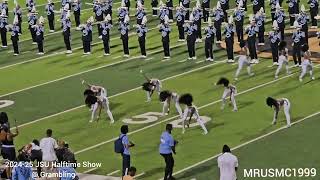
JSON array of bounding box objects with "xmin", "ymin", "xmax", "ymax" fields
[
  {"xmin": 235, "ymin": 55, "xmax": 252, "ymax": 78},
  {"xmin": 272, "ymin": 99, "xmax": 291, "ymax": 126},
  {"xmin": 222, "ymin": 88, "xmax": 237, "ymax": 111},
  {"xmin": 275, "ymin": 55, "xmax": 289, "ymax": 77},
  {"xmin": 182, "ymin": 107, "xmax": 208, "ymax": 134},
  {"xmin": 299, "ymin": 60, "xmax": 314, "ymax": 79},
  {"xmin": 91, "ymin": 98, "xmax": 114, "ymax": 122},
  {"xmin": 162, "ymin": 99, "xmax": 183, "ymax": 118}
]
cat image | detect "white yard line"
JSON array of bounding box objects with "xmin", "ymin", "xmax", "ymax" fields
[
  {"xmin": 0, "ymin": 41, "xmax": 184, "ymax": 99},
  {"xmin": 0, "ymin": 26, "xmax": 160, "ymax": 71},
  {"xmin": 171, "ymin": 111, "xmax": 320, "ymax": 178},
  {"xmin": 83, "ymin": 167, "xmax": 98, "ymax": 174},
  {"xmin": 106, "ymin": 170, "xmax": 120, "ymax": 176},
  {"xmin": 8, "ymin": 45, "xmax": 225, "ymax": 130},
  {"xmin": 74, "ymin": 63, "xmax": 318, "ymax": 155}
]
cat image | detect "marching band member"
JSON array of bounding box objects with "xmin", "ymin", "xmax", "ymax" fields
[
  {"xmin": 159, "ymin": 90, "xmax": 183, "ymax": 118},
  {"xmin": 159, "ymin": 15, "xmax": 171, "ymax": 59},
  {"xmin": 1, "ymin": 0, "xmax": 8, "ymax": 16},
  {"xmin": 26, "ymin": 0, "xmax": 35, "ymax": 13},
  {"xmin": 45, "ymin": 0, "xmax": 55, "ymax": 32},
  {"xmin": 178, "ymin": 93, "xmax": 208, "ymax": 135},
  {"xmin": 185, "ymin": 14, "xmax": 197, "ymax": 60},
  {"xmin": 308, "ymin": 0, "xmax": 318, "ymax": 28},
  {"xmin": 151, "ymin": 0, "xmax": 158, "ymax": 16},
  {"xmin": 136, "ymin": 16, "xmax": 148, "ymax": 58},
  {"xmin": 202, "ymin": 0, "xmax": 210, "ymax": 22},
  {"xmin": 119, "ymin": 14, "xmax": 130, "ymax": 57},
  {"xmin": 270, "ymin": 0, "xmax": 279, "ymax": 20},
  {"xmin": 224, "ymin": 16, "xmax": 235, "ymax": 63},
  {"xmin": 72, "ymin": 0, "xmax": 81, "ymax": 30},
  {"xmin": 141, "ymin": 71, "xmax": 162, "ymax": 102},
  {"xmin": 33, "ymin": 16, "xmax": 45, "ymax": 55},
  {"xmin": 7, "ymin": 15, "xmax": 20, "ymax": 55},
  {"xmin": 176, "ymin": 3, "xmax": 186, "ymax": 41},
  {"xmin": 166, "ymin": 0, "xmax": 173, "ymax": 21},
  {"xmin": 192, "ymin": 0, "xmax": 203, "ymax": 42},
  {"xmin": 13, "ymin": 3, "xmax": 22, "ymax": 33},
  {"xmin": 275, "ymin": 41, "xmax": 290, "ymax": 78},
  {"xmin": 80, "ymin": 16, "xmax": 93, "ymax": 55},
  {"xmin": 94, "ymin": 0, "xmax": 104, "ymax": 38},
  {"xmin": 266, "ymin": 97, "xmax": 291, "ymax": 128},
  {"xmin": 235, "ymin": 41, "xmax": 254, "ymax": 81},
  {"xmin": 269, "ymin": 20, "xmax": 281, "ymax": 65},
  {"xmin": 234, "ymin": 0, "xmax": 245, "ymax": 43},
  {"xmin": 255, "ymin": 7, "xmax": 265, "ymax": 46},
  {"xmin": 292, "ymin": 20, "xmax": 305, "ymax": 66},
  {"xmin": 204, "ymin": 17, "xmax": 215, "ymax": 61},
  {"xmin": 245, "ymin": 15, "xmax": 259, "ymax": 63},
  {"xmin": 180, "ymin": 0, "xmax": 190, "ymax": 20},
  {"xmin": 0, "ymin": 9, "xmax": 7, "ymax": 48},
  {"xmin": 216, "ymin": 77, "xmax": 237, "ymax": 112},
  {"xmin": 219, "ymin": 0, "xmax": 229, "ymax": 22},
  {"xmin": 274, "ymin": 3, "xmax": 285, "ymax": 40},
  {"xmin": 252, "ymin": 0, "xmax": 264, "ymax": 14},
  {"xmin": 297, "ymin": 5, "xmax": 309, "ymax": 44},
  {"xmin": 28, "ymin": 6, "xmax": 38, "ymax": 44},
  {"xmin": 118, "ymin": 0, "xmax": 129, "ymax": 22},
  {"xmin": 299, "ymin": 44, "xmax": 315, "ymax": 81},
  {"xmin": 212, "ymin": 1, "xmax": 224, "ymax": 44},
  {"xmin": 287, "ymin": 0, "xmax": 300, "ymax": 27},
  {"xmin": 62, "ymin": 10, "xmax": 72, "ymax": 54},
  {"xmin": 136, "ymin": 1, "xmax": 146, "ymax": 25},
  {"xmin": 101, "ymin": 14, "xmax": 112, "ymax": 56},
  {"xmin": 158, "ymin": 0, "xmax": 169, "ymax": 23}
]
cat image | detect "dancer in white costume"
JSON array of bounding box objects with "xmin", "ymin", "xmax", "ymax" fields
[
  {"xmin": 299, "ymin": 44, "xmax": 315, "ymax": 82},
  {"xmin": 275, "ymin": 41, "xmax": 291, "ymax": 79},
  {"xmin": 178, "ymin": 94, "xmax": 208, "ymax": 135},
  {"xmin": 266, "ymin": 97, "xmax": 291, "ymax": 128},
  {"xmin": 234, "ymin": 40, "xmax": 254, "ymax": 81},
  {"xmin": 216, "ymin": 77, "xmax": 237, "ymax": 111},
  {"xmin": 140, "ymin": 70, "xmax": 162, "ymax": 102},
  {"xmin": 159, "ymin": 90, "xmax": 183, "ymax": 118}
]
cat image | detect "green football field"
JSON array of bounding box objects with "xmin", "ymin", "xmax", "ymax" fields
[{"xmin": 1, "ymin": 0, "xmax": 320, "ymax": 179}]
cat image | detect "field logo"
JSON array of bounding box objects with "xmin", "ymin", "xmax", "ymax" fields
[
  {"xmin": 122, "ymin": 112, "xmax": 211, "ymax": 128},
  {"xmin": 0, "ymin": 100, "xmax": 14, "ymax": 109}
]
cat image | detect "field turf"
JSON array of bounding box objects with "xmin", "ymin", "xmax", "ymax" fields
[{"xmin": 0, "ymin": 0, "xmax": 320, "ymax": 179}]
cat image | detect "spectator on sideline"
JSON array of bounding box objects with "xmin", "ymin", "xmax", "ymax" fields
[
  {"xmin": 0, "ymin": 112, "xmax": 10, "ymax": 129},
  {"xmin": 40, "ymin": 129, "xmax": 58, "ymax": 178},
  {"xmin": 12, "ymin": 153, "xmax": 34, "ymax": 180},
  {"xmin": 159, "ymin": 124, "xmax": 177, "ymax": 180},
  {"xmin": 217, "ymin": 145, "xmax": 238, "ymax": 180},
  {"xmin": 30, "ymin": 139, "xmax": 42, "ymax": 177},
  {"xmin": 56, "ymin": 140, "xmax": 67, "ymax": 162},
  {"xmin": 123, "ymin": 166, "xmax": 137, "ymax": 180},
  {"xmin": 120, "ymin": 125, "xmax": 135, "ymax": 176}
]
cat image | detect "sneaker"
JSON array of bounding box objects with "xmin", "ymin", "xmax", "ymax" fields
[
  {"xmin": 258, "ymin": 43, "xmax": 265, "ymax": 46},
  {"xmin": 294, "ymin": 64, "xmax": 299, "ymax": 67},
  {"xmin": 1, "ymin": 46, "xmax": 7, "ymax": 48},
  {"xmin": 196, "ymin": 39, "xmax": 202, "ymax": 43},
  {"xmin": 206, "ymin": 58, "xmax": 211, "ymax": 61},
  {"xmin": 98, "ymin": 35, "xmax": 102, "ymax": 39},
  {"xmin": 208, "ymin": 58, "xmax": 214, "ymax": 62},
  {"xmin": 89, "ymin": 120, "xmax": 93, "ymax": 123},
  {"xmin": 286, "ymin": 124, "xmax": 291, "ymax": 128},
  {"xmin": 216, "ymin": 40, "xmax": 222, "ymax": 44},
  {"xmin": 32, "ymin": 42, "xmax": 37, "ymax": 45},
  {"xmin": 250, "ymin": 59, "xmax": 256, "ymax": 64},
  {"xmin": 164, "ymin": 56, "xmax": 170, "ymax": 59},
  {"xmin": 76, "ymin": 27, "xmax": 82, "ymax": 31},
  {"xmin": 123, "ymin": 54, "xmax": 129, "ymax": 57},
  {"xmin": 202, "ymin": 131, "xmax": 208, "ymax": 135},
  {"xmin": 311, "ymin": 76, "xmax": 315, "ymax": 80},
  {"xmin": 275, "ymin": 75, "xmax": 278, "ymax": 79},
  {"xmin": 299, "ymin": 65, "xmax": 302, "ymax": 67},
  {"xmin": 192, "ymin": 56, "xmax": 197, "ymax": 60},
  {"xmin": 104, "ymin": 53, "xmax": 110, "ymax": 56},
  {"xmin": 37, "ymin": 52, "xmax": 44, "ymax": 55},
  {"xmin": 234, "ymin": 77, "xmax": 238, "ymax": 81},
  {"xmin": 152, "ymin": 15, "xmax": 158, "ymax": 17},
  {"xmin": 299, "ymin": 78, "xmax": 303, "ymax": 82},
  {"xmin": 66, "ymin": 50, "xmax": 72, "ymax": 54},
  {"xmin": 249, "ymin": 73, "xmax": 255, "ymax": 76},
  {"xmin": 255, "ymin": 59, "xmax": 260, "ymax": 64},
  {"xmin": 178, "ymin": 39, "xmax": 185, "ymax": 42},
  {"xmin": 141, "ymin": 55, "xmax": 147, "ymax": 58},
  {"xmin": 49, "ymin": 30, "xmax": 55, "ymax": 33},
  {"xmin": 13, "ymin": 53, "xmax": 19, "ymax": 56},
  {"xmin": 227, "ymin": 59, "xmax": 235, "ymax": 63},
  {"xmin": 311, "ymin": 26, "xmax": 318, "ymax": 29},
  {"xmin": 273, "ymin": 62, "xmax": 278, "ymax": 66},
  {"xmin": 188, "ymin": 57, "xmax": 192, "ymax": 60},
  {"xmin": 110, "ymin": 120, "xmax": 115, "ymax": 124},
  {"xmin": 168, "ymin": 19, "xmax": 173, "ymax": 23}
]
